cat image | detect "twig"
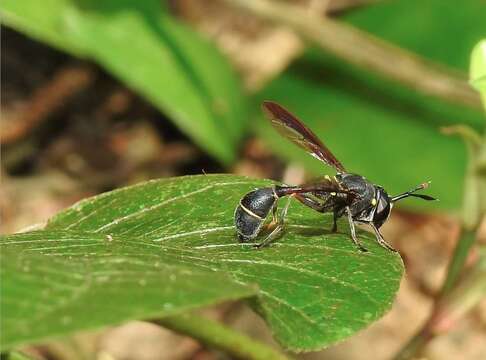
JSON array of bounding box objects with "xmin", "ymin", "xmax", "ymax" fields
[
  {"xmin": 223, "ymin": 0, "xmax": 481, "ymax": 109},
  {"xmin": 440, "ymin": 230, "xmax": 477, "ymax": 295},
  {"xmin": 1, "ymin": 64, "xmax": 94, "ymax": 145},
  {"xmin": 319, "ymin": 0, "xmax": 383, "ymax": 15},
  {"xmin": 394, "ymin": 124, "xmax": 486, "ymax": 359},
  {"xmin": 393, "ymin": 241, "xmax": 486, "ymax": 360},
  {"xmin": 152, "ymin": 313, "xmax": 290, "ymax": 360}
]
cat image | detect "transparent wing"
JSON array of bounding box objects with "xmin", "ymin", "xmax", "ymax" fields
[
  {"xmin": 300, "ymin": 176, "xmax": 353, "ymax": 194},
  {"xmin": 278, "ymin": 176, "xmax": 354, "ymax": 196},
  {"xmin": 262, "ymin": 101, "xmax": 346, "ymax": 173}
]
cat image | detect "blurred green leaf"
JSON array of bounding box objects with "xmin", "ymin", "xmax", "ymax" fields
[
  {"xmin": 345, "ymin": 0, "xmax": 485, "ymax": 72},
  {"xmin": 1, "ymin": 175, "xmax": 403, "ymax": 352},
  {"xmin": 470, "ymin": 39, "xmax": 486, "ymax": 108},
  {"xmin": 2, "ymin": 351, "xmax": 36, "ymax": 360},
  {"xmin": 0, "ymin": 0, "xmax": 247, "ymax": 164},
  {"xmin": 256, "ymin": 0, "xmax": 485, "ymax": 210}
]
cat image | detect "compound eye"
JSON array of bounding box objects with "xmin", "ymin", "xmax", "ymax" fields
[{"xmin": 373, "ymin": 194, "xmax": 391, "ymax": 228}]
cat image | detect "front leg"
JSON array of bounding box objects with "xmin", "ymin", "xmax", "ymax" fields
[
  {"xmin": 370, "ymin": 222, "xmax": 397, "ymax": 252},
  {"xmin": 346, "ymin": 207, "xmax": 368, "ymax": 252}
]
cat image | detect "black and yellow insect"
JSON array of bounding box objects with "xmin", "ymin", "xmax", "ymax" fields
[{"xmin": 234, "ymin": 101, "xmax": 436, "ymax": 252}]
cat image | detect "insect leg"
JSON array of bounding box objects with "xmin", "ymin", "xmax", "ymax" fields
[
  {"xmin": 294, "ymin": 193, "xmax": 326, "ymax": 212},
  {"xmin": 346, "ymin": 207, "xmax": 368, "ymax": 252},
  {"xmin": 263, "ymin": 194, "xmax": 281, "ymax": 230},
  {"xmin": 255, "ymin": 196, "xmax": 292, "ymax": 249},
  {"xmin": 296, "ymin": 194, "xmax": 341, "ymax": 233},
  {"xmin": 331, "ymin": 211, "xmax": 338, "ymax": 233},
  {"xmin": 270, "ymin": 202, "xmax": 278, "ymax": 225},
  {"xmin": 370, "ymin": 223, "xmax": 397, "ymax": 252}
]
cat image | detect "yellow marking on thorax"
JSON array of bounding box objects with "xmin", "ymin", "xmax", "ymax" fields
[{"xmin": 371, "ymin": 198, "xmax": 377, "ymax": 206}]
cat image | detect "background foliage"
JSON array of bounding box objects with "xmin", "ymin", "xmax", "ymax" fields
[
  {"xmin": 2, "ymin": 0, "xmax": 484, "ymax": 209},
  {"xmin": 1, "ymin": 0, "xmax": 248, "ymax": 164}
]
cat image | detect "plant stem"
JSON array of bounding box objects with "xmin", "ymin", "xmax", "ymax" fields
[
  {"xmin": 392, "ymin": 327, "xmax": 433, "ymax": 360},
  {"xmin": 393, "ymin": 167, "xmax": 482, "ymax": 360},
  {"xmin": 440, "ymin": 229, "xmax": 476, "ymax": 295},
  {"xmin": 0, "ymin": 64, "xmax": 94, "ymax": 145},
  {"xmin": 393, "ymin": 245, "xmax": 486, "ymax": 360},
  {"xmin": 223, "ymin": 0, "xmax": 481, "ymax": 110},
  {"xmin": 393, "ymin": 122, "xmax": 486, "ymax": 359},
  {"xmin": 153, "ymin": 313, "xmax": 290, "ymax": 360}
]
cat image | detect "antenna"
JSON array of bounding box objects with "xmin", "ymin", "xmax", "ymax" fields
[{"xmin": 391, "ymin": 182, "xmax": 436, "ymax": 202}]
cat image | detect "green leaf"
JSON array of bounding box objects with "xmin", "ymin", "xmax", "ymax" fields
[
  {"xmin": 257, "ymin": 0, "xmax": 485, "ymax": 210},
  {"xmin": 1, "ymin": 351, "xmax": 37, "ymax": 360},
  {"xmin": 345, "ymin": 0, "xmax": 485, "ymax": 73},
  {"xmin": 0, "ymin": 230, "xmax": 256, "ymax": 350},
  {"xmin": 1, "ymin": 175, "xmax": 403, "ymax": 352},
  {"xmin": 470, "ymin": 39, "xmax": 486, "ymax": 108},
  {"xmin": 0, "ymin": 0, "xmax": 247, "ymax": 164}
]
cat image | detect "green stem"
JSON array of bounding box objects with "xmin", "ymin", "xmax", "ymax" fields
[
  {"xmin": 441, "ymin": 229, "xmax": 476, "ymax": 295},
  {"xmin": 392, "ymin": 327, "xmax": 433, "ymax": 360},
  {"xmin": 439, "ymin": 249, "xmax": 486, "ymax": 324},
  {"xmin": 393, "ymin": 228, "xmax": 483, "ymax": 360},
  {"xmin": 153, "ymin": 313, "xmax": 290, "ymax": 360},
  {"xmin": 394, "ymin": 123, "xmax": 485, "ymax": 359},
  {"xmin": 393, "ymin": 246, "xmax": 486, "ymax": 360}
]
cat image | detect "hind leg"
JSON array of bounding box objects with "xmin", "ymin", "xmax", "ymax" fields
[
  {"xmin": 266, "ymin": 201, "xmax": 278, "ymax": 228},
  {"xmin": 255, "ymin": 196, "xmax": 292, "ymax": 249},
  {"xmin": 295, "ymin": 193, "xmax": 339, "ymax": 232}
]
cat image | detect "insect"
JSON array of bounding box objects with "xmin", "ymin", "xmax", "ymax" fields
[{"xmin": 234, "ymin": 101, "xmax": 436, "ymax": 252}]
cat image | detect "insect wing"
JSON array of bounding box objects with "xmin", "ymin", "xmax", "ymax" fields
[
  {"xmin": 300, "ymin": 176, "xmax": 351, "ymax": 195},
  {"xmin": 262, "ymin": 101, "xmax": 346, "ymax": 173}
]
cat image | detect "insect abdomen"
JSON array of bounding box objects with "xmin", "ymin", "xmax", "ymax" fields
[
  {"xmin": 234, "ymin": 187, "xmax": 278, "ymax": 242},
  {"xmin": 234, "ymin": 208, "xmax": 263, "ymax": 242}
]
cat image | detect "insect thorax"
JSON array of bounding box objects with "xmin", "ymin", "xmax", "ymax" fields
[{"xmin": 337, "ymin": 173, "xmax": 380, "ymax": 222}]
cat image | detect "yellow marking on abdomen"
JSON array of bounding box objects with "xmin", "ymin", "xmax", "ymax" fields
[{"xmin": 239, "ymin": 202, "xmax": 264, "ymax": 220}]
